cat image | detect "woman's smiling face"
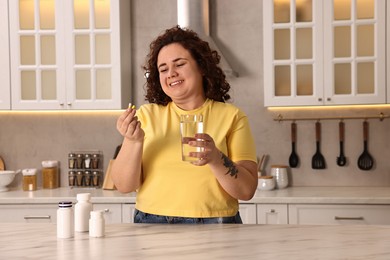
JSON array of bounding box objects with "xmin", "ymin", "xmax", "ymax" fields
[{"xmin": 157, "ymin": 43, "xmax": 204, "ymax": 106}]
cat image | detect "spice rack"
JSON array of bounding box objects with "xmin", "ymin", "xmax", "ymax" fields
[{"xmin": 68, "ymin": 151, "xmax": 103, "ymax": 188}]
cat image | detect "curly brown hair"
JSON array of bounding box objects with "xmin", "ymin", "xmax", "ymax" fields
[{"xmin": 143, "ymin": 25, "xmax": 231, "ymax": 105}]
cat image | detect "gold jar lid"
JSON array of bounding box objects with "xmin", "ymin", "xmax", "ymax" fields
[
  {"xmin": 258, "ymin": 176, "xmax": 274, "ymax": 179},
  {"xmin": 271, "ymin": 165, "xmax": 288, "ymax": 168}
]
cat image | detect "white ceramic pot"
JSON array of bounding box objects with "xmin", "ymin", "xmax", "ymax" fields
[{"xmin": 270, "ymin": 165, "xmax": 289, "ymax": 189}]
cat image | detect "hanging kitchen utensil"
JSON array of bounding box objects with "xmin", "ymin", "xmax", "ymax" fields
[
  {"xmin": 257, "ymin": 154, "xmax": 267, "ymax": 177},
  {"xmin": 336, "ymin": 121, "xmax": 347, "ymax": 166},
  {"xmin": 311, "ymin": 121, "xmax": 326, "ymax": 169},
  {"xmin": 288, "ymin": 122, "xmax": 299, "ymax": 168},
  {"xmin": 357, "ymin": 121, "xmax": 374, "ymax": 171}
]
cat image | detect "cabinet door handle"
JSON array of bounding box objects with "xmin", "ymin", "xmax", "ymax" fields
[
  {"xmin": 334, "ymin": 216, "xmax": 364, "ymax": 221},
  {"xmin": 24, "ymin": 215, "xmax": 51, "ymax": 220},
  {"xmin": 269, "ymin": 209, "xmax": 276, "ymax": 213}
]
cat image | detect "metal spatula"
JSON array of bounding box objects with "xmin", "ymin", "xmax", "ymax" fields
[{"xmin": 311, "ymin": 121, "xmax": 326, "ymax": 169}]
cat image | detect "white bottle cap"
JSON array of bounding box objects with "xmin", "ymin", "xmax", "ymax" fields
[
  {"xmin": 90, "ymin": 210, "xmax": 104, "ymax": 219},
  {"xmin": 22, "ymin": 168, "xmax": 37, "ymax": 176},
  {"xmin": 77, "ymin": 193, "xmax": 91, "ymax": 201},
  {"xmin": 41, "ymin": 160, "xmax": 58, "ymax": 168}
]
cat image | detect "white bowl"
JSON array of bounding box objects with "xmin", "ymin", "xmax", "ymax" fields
[
  {"xmin": 257, "ymin": 176, "xmax": 275, "ymax": 191},
  {"xmin": 0, "ymin": 171, "xmax": 18, "ymax": 192}
]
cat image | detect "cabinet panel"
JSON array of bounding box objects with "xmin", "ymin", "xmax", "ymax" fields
[
  {"xmin": 93, "ymin": 203, "xmax": 122, "ymax": 224},
  {"xmin": 289, "ymin": 204, "xmax": 390, "ymax": 225},
  {"xmin": 0, "ymin": 204, "xmax": 56, "ymax": 223},
  {"xmin": 122, "ymin": 203, "xmax": 136, "ymax": 223},
  {"xmin": 264, "ymin": 0, "xmax": 386, "ymax": 106},
  {"xmin": 239, "ymin": 204, "xmax": 257, "ymax": 224},
  {"xmin": 257, "ymin": 204, "xmax": 288, "ymax": 224},
  {"xmin": 0, "ymin": 0, "xmax": 11, "ymax": 109},
  {"xmin": 8, "ymin": 0, "xmax": 131, "ymax": 110}
]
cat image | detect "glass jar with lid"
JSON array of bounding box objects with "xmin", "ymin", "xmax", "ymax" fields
[
  {"xmin": 22, "ymin": 168, "xmax": 37, "ymax": 191},
  {"xmin": 42, "ymin": 160, "xmax": 59, "ymax": 189}
]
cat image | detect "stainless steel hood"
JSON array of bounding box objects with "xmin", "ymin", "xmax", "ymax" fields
[{"xmin": 177, "ymin": 0, "xmax": 238, "ymax": 77}]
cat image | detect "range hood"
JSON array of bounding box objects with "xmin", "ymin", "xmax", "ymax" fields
[{"xmin": 177, "ymin": 0, "xmax": 238, "ymax": 77}]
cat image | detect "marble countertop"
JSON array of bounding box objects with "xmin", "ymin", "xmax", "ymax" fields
[
  {"xmin": 1, "ymin": 223, "xmax": 390, "ymax": 259},
  {"xmin": 1, "ymin": 186, "xmax": 390, "ymax": 204}
]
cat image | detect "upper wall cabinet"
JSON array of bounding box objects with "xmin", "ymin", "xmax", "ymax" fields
[
  {"xmin": 8, "ymin": 0, "xmax": 131, "ymax": 110},
  {"xmin": 263, "ymin": 0, "xmax": 386, "ymax": 107},
  {"xmin": 0, "ymin": 1, "xmax": 11, "ymax": 109}
]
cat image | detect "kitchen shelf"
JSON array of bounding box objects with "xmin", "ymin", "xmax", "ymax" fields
[{"xmin": 274, "ymin": 112, "xmax": 389, "ymax": 122}]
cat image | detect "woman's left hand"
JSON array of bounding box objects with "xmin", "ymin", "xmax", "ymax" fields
[{"xmin": 189, "ymin": 133, "xmax": 219, "ymax": 166}]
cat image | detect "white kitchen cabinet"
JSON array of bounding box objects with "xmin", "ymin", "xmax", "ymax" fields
[
  {"xmin": 289, "ymin": 204, "xmax": 390, "ymax": 225},
  {"xmin": 93, "ymin": 203, "xmax": 122, "ymax": 224},
  {"xmin": 257, "ymin": 204, "xmax": 288, "ymax": 224},
  {"xmin": 122, "ymin": 203, "xmax": 136, "ymax": 223},
  {"xmin": 263, "ymin": 0, "xmax": 386, "ymax": 106},
  {"xmin": 0, "ymin": 204, "xmax": 56, "ymax": 223},
  {"xmin": 239, "ymin": 203, "xmax": 257, "ymax": 224},
  {"xmin": 0, "ymin": 0, "xmax": 11, "ymax": 109},
  {"xmin": 7, "ymin": 0, "xmax": 131, "ymax": 110}
]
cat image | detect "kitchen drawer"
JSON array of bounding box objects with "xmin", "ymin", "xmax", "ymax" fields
[
  {"xmin": 289, "ymin": 204, "xmax": 390, "ymax": 225},
  {"xmin": 122, "ymin": 204, "xmax": 136, "ymax": 223},
  {"xmin": 0, "ymin": 204, "xmax": 57, "ymax": 223},
  {"xmin": 93, "ymin": 203, "xmax": 122, "ymax": 224},
  {"xmin": 257, "ymin": 204, "xmax": 288, "ymax": 224}
]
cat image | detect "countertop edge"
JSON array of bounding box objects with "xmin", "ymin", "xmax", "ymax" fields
[{"xmin": 2, "ymin": 186, "xmax": 390, "ymax": 205}]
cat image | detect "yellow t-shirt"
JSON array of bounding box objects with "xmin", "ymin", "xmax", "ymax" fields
[{"xmin": 136, "ymin": 99, "xmax": 257, "ymax": 218}]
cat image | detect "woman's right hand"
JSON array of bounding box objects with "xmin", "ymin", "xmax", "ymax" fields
[{"xmin": 116, "ymin": 108, "xmax": 145, "ymax": 142}]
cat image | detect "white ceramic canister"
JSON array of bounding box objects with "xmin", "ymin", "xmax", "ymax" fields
[
  {"xmin": 74, "ymin": 193, "xmax": 93, "ymax": 232},
  {"xmin": 270, "ymin": 165, "xmax": 289, "ymax": 189}
]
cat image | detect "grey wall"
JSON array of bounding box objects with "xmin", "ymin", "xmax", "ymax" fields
[{"xmin": 1, "ymin": 0, "xmax": 390, "ymax": 189}]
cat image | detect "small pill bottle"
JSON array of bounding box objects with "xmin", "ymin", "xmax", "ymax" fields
[
  {"xmin": 89, "ymin": 210, "xmax": 105, "ymax": 238},
  {"xmin": 22, "ymin": 168, "xmax": 37, "ymax": 191},
  {"xmin": 42, "ymin": 160, "xmax": 59, "ymax": 189}
]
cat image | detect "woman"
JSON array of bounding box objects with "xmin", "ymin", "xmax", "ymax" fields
[{"xmin": 111, "ymin": 26, "xmax": 258, "ymax": 224}]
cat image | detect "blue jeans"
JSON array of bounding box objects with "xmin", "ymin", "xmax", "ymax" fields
[{"xmin": 134, "ymin": 209, "xmax": 243, "ymax": 224}]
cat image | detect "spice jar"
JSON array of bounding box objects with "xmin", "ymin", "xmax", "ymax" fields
[
  {"xmin": 42, "ymin": 160, "xmax": 59, "ymax": 189},
  {"xmin": 22, "ymin": 168, "xmax": 37, "ymax": 191},
  {"xmin": 91, "ymin": 153, "xmax": 100, "ymax": 169},
  {"xmin": 68, "ymin": 171, "xmax": 76, "ymax": 187},
  {"xmin": 76, "ymin": 171, "xmax": 84, "ymax": 186},
  {"xmin": 92, "ymin": 171, "xmax": 101, "ymax": 187},
  {"xmin": 68, "ymin": 153, "xmax": 76, "ymax": 169},
  {"xmin": 76, "ymin": 154, "xmax": 84, "ymax": 169},
  {"xmin": 84, "ymin": 171, "xmax": 92, "ymax": 186},
  {"xmin": 84, "ymin": 154, "xmax": 92, "ymax": 169}
]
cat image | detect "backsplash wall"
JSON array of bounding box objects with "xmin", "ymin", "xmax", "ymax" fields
[{"xmin": 1, "ymin": 0, "xmax": 390, "ymax": 188}]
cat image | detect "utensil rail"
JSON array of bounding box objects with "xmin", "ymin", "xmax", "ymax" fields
[{"xmin": 274, "ymin": 113, "xmax": 389, "ymax": 122}]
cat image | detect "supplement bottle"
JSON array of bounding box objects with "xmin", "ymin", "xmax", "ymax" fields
[
  {"xmin": 57, "ymin": 201, "xmax": 74, "ymax": 238},
  {"xmin": 89, "ymin": 210, "xmax": 105, "ymax": 237},
  {"xmin": 74, "ymin": 193, "xmax": 93, "ymax": 232}
]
